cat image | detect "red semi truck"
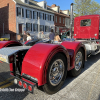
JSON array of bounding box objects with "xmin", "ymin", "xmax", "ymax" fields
[{"xmin": 0, "ymin": 5, "xmax": 100, "ymax": 94}]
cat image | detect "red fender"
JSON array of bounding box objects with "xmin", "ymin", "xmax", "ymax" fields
[
  {"xmin": 0, "ymin": 41, "xmax": 22, "ymax": 49},
  {"xmin": 21, "ymin": 43, "xmax": 70, "ymax": 86},
  {"xmin": 61, "ymin": 41, "xmax": 87, "ymax": 70}
]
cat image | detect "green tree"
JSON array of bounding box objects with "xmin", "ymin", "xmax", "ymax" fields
[{"xmin": 74, "ymin": 0, "xmax": 100, "ymax": 17}]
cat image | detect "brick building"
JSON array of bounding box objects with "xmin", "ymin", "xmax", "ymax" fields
[
  {"xmin": 0, "ymin": 0, "xmax": 55, "ymax": 40},
  {"xmin": 48, "ymin": 4, "xmax": 70, "ymax": 33}
]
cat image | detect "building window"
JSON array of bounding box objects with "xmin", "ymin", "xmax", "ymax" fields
[
  {"xmin": 46, "ymin": 14, "xmax": 48, "ymax": 20},
  {"xmin": 17, "ymin": 7, "xmax": 24, "ymax": 17},
  {"xmin": 17, "ymin": 7, "xmax": 21, "ymax": 17},
  {"xmin": 81, "ymin": 19, "xmax": 91, "ymax": 26},
  {"xmin": 44, "ymin": 3, "xmax": 46, "ymax": 9},
  {"xmin": 50, "ymin": 15, "xmax": 51, "ymax": 21},
  {"xmin": 40, "ymin": 25, "xmax": 44, "ymax": 31},
  {"xmin": 51, "ymin": 15, "xmax": 53, "ymax": 21},
  {"xmin": 48, "ymin": 15, "xmax": 49, "ymax": 20},
  {"xmin": 26, "ymin": 23, "xmax": 32, "ymax": 31},
  {"xmin": 33, "ymin": 11, "xmax": 36, "ymax": 19},
  {"xmin": 25, "ymin": 0, "xmax": 28, "ymax": 3},
  {"xmin": 43, "ymin": 13, "xmax": 44, "ymax": 20},
  {"xmin": 59, "ymin": 17, "xmax": 61, "ymax": 23},
  {"xmin": 37, "ymin": 12, "xmax": 39, "ymax": 19},
  {"xmin": 63, "ymin": 18, "xmax": 65, "ymax": 24},
  {"xmin": 58, "ymin": 7, "xmax": 59, "ymax": 13},
  {"xmin": 39, "ymin": 13, "xmax": 43, "ymax": 19},
  {"xmin": 45, "ymin": 26, "xmax": 49, "ymax": 32},
  {"xmin": 53, "ymin": 16, "xmax": 54, "ymax": 21},
  {"xmin": 22, "ymin": 8, "xmax": 24, "ymax": 17},
  {"xmin": 33, "ymin": 24, "xmax": 38, "ymax": 31},
  {"xmin": 26, "ymin": 10, "xmax": 32, "ymax": 19},
  {"xmin": 56, "ymin": 16, "xmax": 57, "ymax": 23}
]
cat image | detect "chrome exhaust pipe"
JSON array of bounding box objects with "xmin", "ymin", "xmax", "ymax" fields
[{"xmin": 70, "ymin": 3, "xmax": 74, "ymax": 39}]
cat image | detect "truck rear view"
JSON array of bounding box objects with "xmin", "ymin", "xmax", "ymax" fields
[{"xmin": 74, "ymin": 15, "xmax": 100, "ymax": 39}]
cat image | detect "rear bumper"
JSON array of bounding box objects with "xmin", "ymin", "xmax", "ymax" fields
[
  {"xmin": 11, "ymin": 71, "xmax": 37, "ymax": 94},
  {"xmin": 14, "ymin": 77, "xmax": 36, "ymax": 93}
]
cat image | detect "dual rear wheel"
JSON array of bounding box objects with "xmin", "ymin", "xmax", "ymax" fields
[{"xmin": 43, "ymin": 48, "xmax": 84, "ymax": 94}]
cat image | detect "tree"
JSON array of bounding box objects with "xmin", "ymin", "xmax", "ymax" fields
[{"xmin": 74, "ymin": 0, "xmax": 100, "ymax": 17}]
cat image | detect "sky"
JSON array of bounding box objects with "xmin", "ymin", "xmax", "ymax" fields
[{"xmin": 36, "ymin": 0, "xmax": 100, "ymax": 10}]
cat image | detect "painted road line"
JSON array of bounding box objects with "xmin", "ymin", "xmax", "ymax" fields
[
  {"xmin": 0, "ymin": 77, "xmax": 14, "ymax": 86},
  {"xmin": 0, "ymin": 81, "xmax": 14, "ymax": 89}
]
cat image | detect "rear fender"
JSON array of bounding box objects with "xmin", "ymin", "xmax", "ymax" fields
[
  {"xmin": 0, "ymin": 41, "xmax": 22, "ymax": 49},
  {"xmin": 61, "ymin": 41, "xmax": 87, "ymax": 70},
  {"xmin": 21, "ymin": 43, "xmax": 70, "ymax": 86}
]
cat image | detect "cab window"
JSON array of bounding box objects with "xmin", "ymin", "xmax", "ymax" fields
[{"xmin": 81, "ymin": 19, "xmax": 91, "ymax": 26}]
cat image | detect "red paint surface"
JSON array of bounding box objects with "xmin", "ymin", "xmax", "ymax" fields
[
  {"xmin": 74, "ymin": 15, "xmax": 100, "ymax": 39},
  {"xmin": 0, "ymin": 41, "xmax": 22, "ymax": 49},
  {"xmin": 61, "ymin": 41, "xmax": 86, "ymax": 70},
  {"xmin": 21, "ymin": 43, "xmax": 70, "ymax": 86},
  {"xmin": 10, "ymin": 63, "xmax": 14, "ymax": 75}
]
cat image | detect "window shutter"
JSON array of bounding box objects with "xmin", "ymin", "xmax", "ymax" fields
[
  {"xmin": 37, "ymin": 24, "xmax": 38, "ymax": 31},
  {"xmin": 39, "ymin": 12, "xmax": 40, "ymax": 19},
  {"xmin": 22, "ymin": 8, "xmax": 24, "ymax": 17},
  {"xmin": 43, "ymin": 25, "xmax": 44, "ymax": 31},
  {"xmin": 45, "ymin": 26, "xmax": 46, "ymax": 32},
  {"xmin": 37, "ymin": 12, "xmax": 38, "ymax": 19},
  {"xmin": 17, "ymin": 7, "xmax": 18, "ymax": 16},
  {"xmin": 26, "ymin": 23, "xmax": 27, "ymax": 31},
  {"xmin": 45, "ymin": 14, "xmax": 46, "ymax": 20},
  {"xmin": 43, "ymin": 13, "xmax": 44, "ymax": 20},
  {"xmin": 33, "ymin": 24, "xmax": 34, "ymax": 31},
  {"xmin": 26, "ymin": 10, "xmax": 27, "ymax": 18},
  {"xmin": 33, "ymin": 11, "xmax": 34, "ymax": 19},
  {"xmin": 31, "ymin": 23, "xmax": 32, "ymax": 31}
]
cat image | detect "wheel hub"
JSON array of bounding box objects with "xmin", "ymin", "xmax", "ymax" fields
[
  {"xmin": 75, "ymin": 51, "xmax": 82, "ymax": 71},
  {"xmin": 49, "ymin": 59, "xmax": 64, "ymax": 86}
]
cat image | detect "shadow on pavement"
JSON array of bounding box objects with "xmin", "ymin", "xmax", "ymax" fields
[
  {"xmin": 61, "ymin": 53, "xmax": 100, "ymax": 90},
  {"xmin": 98, "ymin": 94, "xmax": 100, "ymax": 100}
]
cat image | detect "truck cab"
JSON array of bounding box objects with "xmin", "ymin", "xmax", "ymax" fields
[
  {"xmin": 73, "ymin": 15, "xmax": 100, "ymax": 56},
  {"xmin": 74, "ymin": 15, "xmax": 100, "ymax": 39}
]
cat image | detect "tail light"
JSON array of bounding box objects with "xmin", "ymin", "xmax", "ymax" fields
[
  {"xmin": 28, "ymin": 85, "xmax": 32, "ymax": 92},
  {"xmin": 18, "ymin": 81, "xmax": 23, "ymax": 87},
  {"xmin": 23, "ymin": 83, "xmax": 27, "ymax": 89},
  {"xmin": 96, "ymin": 41, "xmax": 99, "ymax": 44}
]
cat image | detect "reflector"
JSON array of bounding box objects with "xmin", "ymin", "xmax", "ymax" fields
[
  {"xmin": 23, "ymin": 83, "xmax": 27, "ymax": 89},
  {"xmin": 28, "ymin": 85, "xmax": 32, "ymax": 92},
  {"xmin": 18, "ymin": 81, "xmax": 22, "ymax": 87}
]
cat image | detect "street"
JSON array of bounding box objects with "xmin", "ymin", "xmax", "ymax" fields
[{"xmin": 0, "ymin": 53, "xmax": 100, "ymax": 100}]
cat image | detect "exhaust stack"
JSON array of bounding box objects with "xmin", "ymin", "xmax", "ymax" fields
[{"xmin": 70, "ymin": 3, "xmax": 74, "ymax": 39}]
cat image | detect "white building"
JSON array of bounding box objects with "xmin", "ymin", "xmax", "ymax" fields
[{"xmin": 15, "ymin": 0, "xmax": 55, "ymax": 38}]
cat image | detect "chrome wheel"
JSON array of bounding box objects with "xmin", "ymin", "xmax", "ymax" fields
[
  {"xmin": 75, "ymin": 51, "xmax": 82, "ymax": 71},
  {"xmin": 49, "ymin": 59, "xmax": 65, "ymax": 86}
]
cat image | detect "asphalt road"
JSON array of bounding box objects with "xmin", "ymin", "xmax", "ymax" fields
[{"xmin": 0, "ymin": 53, "xmax": 100, "ymax": 100}]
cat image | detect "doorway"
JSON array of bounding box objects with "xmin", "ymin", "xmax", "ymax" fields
[{"xmin": 19, "ymin": 24, "xmax": 22, "ymax": 35}]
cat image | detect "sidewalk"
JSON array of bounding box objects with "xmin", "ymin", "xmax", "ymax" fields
[{"xmin": 45, "ymin": 55, "xmax": 100, "ymax": 100}]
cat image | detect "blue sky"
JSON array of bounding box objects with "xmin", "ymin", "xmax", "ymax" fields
[{"xmin": 36, "ymin": 0, "xmax": 100, "ymax": 10}]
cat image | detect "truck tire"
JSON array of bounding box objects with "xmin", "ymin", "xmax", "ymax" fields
[
  {"xmin": 43, "ymin": 53, "xmax": 67, "ymax": 94},
  {"xmin": 70, "ymin": 48, "xmax": 84, "ymax": 77}
]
